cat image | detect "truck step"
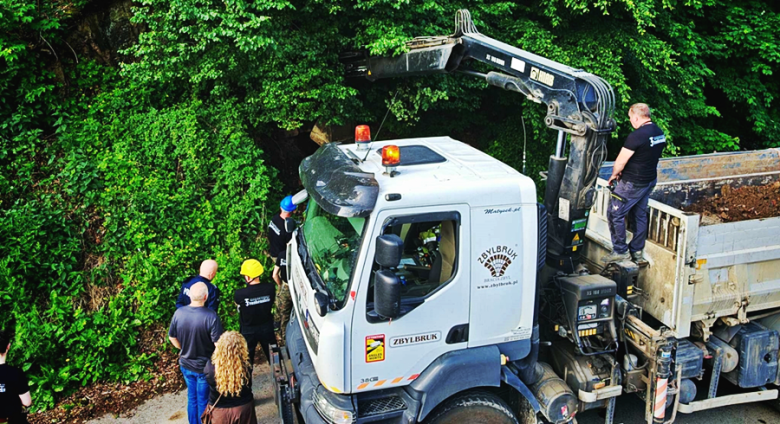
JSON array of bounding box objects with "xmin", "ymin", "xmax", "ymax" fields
[{"xmin": 358, "ymin": 395, "xmax": 407, "ymax": 417}]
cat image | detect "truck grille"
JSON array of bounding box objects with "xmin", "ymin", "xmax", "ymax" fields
[{"xmin": 358, "ymin": 396, "xmax": 407, "ymax": 417}]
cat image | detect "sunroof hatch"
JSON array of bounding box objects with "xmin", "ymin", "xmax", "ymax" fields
[{"xmin": 374, "ymin": 145, "xmax": 446, "ymax": 166}]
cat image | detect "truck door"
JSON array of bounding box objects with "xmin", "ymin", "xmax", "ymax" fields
[{"xmin": 350, "ymin": 205, "xmax": 471, "ymax": 393}]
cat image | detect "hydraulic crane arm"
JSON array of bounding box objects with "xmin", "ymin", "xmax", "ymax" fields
[{"xmin": 341, "ymin": 10, "xmax": 616, "ymax": 271}]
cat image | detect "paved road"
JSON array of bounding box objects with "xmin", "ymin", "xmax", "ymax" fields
[
  {"xmin": 89, "ymin": 361, "xmax": 278, "ymax": 424},
  {"xmin": 576, "ymin": 391, "xmax": 780, "ymax": 424},
  {"xmin": 90, "ymin": 362, "xmax": 780, "ymax": 424}
]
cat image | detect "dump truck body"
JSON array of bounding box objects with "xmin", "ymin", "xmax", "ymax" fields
[{"xmin": 585, "ymin": 148, "xmax": 780, "ymax": 337}]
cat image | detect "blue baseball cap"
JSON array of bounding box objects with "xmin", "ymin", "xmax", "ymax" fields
[{"xmin": 280, "ymin": 195, "xmax": 297, "ymax": 212}]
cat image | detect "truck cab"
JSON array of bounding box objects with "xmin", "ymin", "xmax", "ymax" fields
[{"xmin": 282, "ymin": 136, "xmax": 542, "ymax": 422}]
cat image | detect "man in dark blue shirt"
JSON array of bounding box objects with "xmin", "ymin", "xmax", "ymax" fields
[
  {"xmin": 603, "ymin": 103, "xmax": 666, "ymax": 263},
  {"xmin": 176, "ymin": 259, "xmax": 220, "ymax": 313}
]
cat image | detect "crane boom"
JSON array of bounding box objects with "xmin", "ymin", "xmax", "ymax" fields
[{"xmin": 341, "ymin": 10, "xmax": 616, "ymax": 271}]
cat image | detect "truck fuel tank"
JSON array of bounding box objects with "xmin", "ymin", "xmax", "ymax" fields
[
  {"xmin": 549, "ymin": 342, "xmax": 621, "ymax": 413},
  {"xmin": 721, "ymin": 322, "xmax": 780, "ymax": 388},
  {"xmin": 529, "ymin": 362, "xmax": 579, "ymax": 423}
]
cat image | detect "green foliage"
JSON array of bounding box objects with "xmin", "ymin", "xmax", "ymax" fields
[
  {"xmin": 1, "ymin": 0, "xmax": 779, "ymax": 413},
  {"xmin": 1, "ymin": 1, "xmax": 276, "ymax": 410},
  {"xmin": 1, "ymin": 85, "xmax": 275, "ymax": 408}
]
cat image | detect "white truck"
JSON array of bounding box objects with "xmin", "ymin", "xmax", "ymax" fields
[{"xmin": 269, "ymin": 10, "xmax": 780, "ymax": 424}]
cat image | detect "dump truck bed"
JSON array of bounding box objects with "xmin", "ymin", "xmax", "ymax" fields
[{"xmin": 585, "ymin": 149, "xmax": 780, "ymax": 338}]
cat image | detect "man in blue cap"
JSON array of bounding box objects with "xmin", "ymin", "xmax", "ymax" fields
[{"xmin": 269, "ymin": 195, "xmax": 295, "ymax": 343}]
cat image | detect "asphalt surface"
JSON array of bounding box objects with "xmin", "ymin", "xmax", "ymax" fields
[
  {"xmin": 89, "ymin": 362, "xmax": 780, "ymax": 424},
  {"xmin": 89, "ymin": 361, "xmax": 278, "ymax": 424},
  {"xmin": 576, "ymin": 390, "xmax": 780, "ymax": 424}
]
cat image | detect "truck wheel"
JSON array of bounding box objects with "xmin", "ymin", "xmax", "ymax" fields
[
  {"xmin": 515, "ymin": 394, "xmax": 539, "ymax": 424},
  {"xmin": 425, "ymin": 391, "xmax": 519, "ymax": 424}
]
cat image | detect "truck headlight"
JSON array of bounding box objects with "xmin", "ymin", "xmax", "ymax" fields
[{"xmin": 313, "ymin": 386, "xmax": 355, "ymax": 424}]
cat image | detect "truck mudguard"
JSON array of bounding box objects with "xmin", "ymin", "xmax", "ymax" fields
[
  {"xmin": 500, "ymin": 366, "xmax": 542, "ymax": 413},
  {"xmin": 409, "ymin": 345, "xmax": 511, "ymax": 421}
]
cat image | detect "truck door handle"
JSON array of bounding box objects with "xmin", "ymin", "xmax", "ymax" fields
[{"xmin": 446, "ymin": 324, "xmax": 469, "ymax": 344}]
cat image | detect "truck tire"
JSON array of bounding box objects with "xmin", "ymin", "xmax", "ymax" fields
[{"xmin": 425, "ymin": 391, "xmax": 519, "ymax": 424}]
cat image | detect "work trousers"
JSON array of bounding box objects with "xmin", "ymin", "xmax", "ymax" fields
[
  {"xmin": 274, "ymin": 283, "xmax": 293, "ymax": 345},
  {"xmin": 242, "ymin": 322, "xmax": 275, "ymax": 366},
  {"xmin": 607, "ymin": 179, "xmax": 656, "ymax": 254}
]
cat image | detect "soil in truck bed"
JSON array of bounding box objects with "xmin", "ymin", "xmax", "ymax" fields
[{"xmin": 684, "ymin": 181, "xmax": 780, "ymax": 225}]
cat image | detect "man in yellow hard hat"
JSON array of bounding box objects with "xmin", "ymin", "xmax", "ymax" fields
[{"xmin": 234, "ymin": 259, "xmax": 275, "ymax": 366}]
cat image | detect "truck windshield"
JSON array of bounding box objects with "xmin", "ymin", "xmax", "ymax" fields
[{"xmin": 302, "ymin": 199, "xmax": 366, "ymax": 305}]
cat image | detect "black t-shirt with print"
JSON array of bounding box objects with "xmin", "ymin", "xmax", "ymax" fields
[
  {"xmin": 268, "ymin": 214, "xmax": 292, "ymax": 259},
  {"xmin": 276, "ymin": 255, "xmax": 288, "ymax": 283},
  {"xmin": 0, "ymin": 364, "xmax": 30, "ymax": 420},
  {"xmin": 621, "ymin": 122, "xmax": 666, "ymax": 185},
  {"xmin": 234, "ymin": 283, "xmax": 275, "ymax": 333}
]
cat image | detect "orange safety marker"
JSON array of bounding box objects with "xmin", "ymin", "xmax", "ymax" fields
[{"xmin": 653, "ymin": 377, "xmax": 668, "ymax": 421}]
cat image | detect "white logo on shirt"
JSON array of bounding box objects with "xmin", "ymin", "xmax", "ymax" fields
[
  {"xmin": 0, "ymin": 383, "xmax": 6, "ymax": 393},
  {"xmin": 245, "ymin": 295, "xmax": 271, "ymax": 307},
  {"xmin": 649, "ymin": 135, "xmax": 666, "ymax": 147}
]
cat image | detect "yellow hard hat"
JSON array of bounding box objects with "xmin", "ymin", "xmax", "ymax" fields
[{"xmin": 240, "ymin": 259, "xmax": 264, "ymax": 280}]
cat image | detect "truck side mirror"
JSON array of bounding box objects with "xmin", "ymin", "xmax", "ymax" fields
[
  {"xmin": 374, "ymin": 269, "xmax": 401, "ymax": 319},
  {"xmin": 285, "ymin": 217, "xmax": 296, "ymax": 233},
  {"xmin": 375, "ymin": 234, "xmax": 403, "ymax": 268},
  {"xmin": 314, "ymin": 292, "xmax": 329, "ymax": 317},
  {"xmin": 292, "ymin": 189, "xmax": 308, "ymax": 205}
]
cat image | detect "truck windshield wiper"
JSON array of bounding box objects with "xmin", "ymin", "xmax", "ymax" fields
[{"xmin": 297, "ymin": 229, "xmax": 334, "ymax": 301}]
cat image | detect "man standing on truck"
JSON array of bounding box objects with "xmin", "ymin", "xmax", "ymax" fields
[
  {"xmin": 269, "ymin": 195, "xmax": 295, "ymax": 343},
  {"xmin": 235, "ymin": 259, "xmax": 275, "ymax": 366},
  {"xmin": 602, "ymin": 103, "xmax": 666, "ymax": 263},
  {"xmin": 176, "ymin": 259, "xmax": 221, "ymax": 313}
]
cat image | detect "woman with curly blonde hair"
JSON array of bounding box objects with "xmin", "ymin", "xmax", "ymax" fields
[{"xmin": 203, "ymin": 331, "xmax": 257, "ymax": 423}]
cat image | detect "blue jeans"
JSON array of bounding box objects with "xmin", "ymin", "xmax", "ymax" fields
[
  {"xmin": 607, "ymin": 179, "xmax": 656, "ymax": 254},
  {"xmin": 181, "ymin": 365, "xmax": 209, "ymax": 424}
]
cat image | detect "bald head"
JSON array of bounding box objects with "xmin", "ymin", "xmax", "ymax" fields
[
  {"xmin": 199, "ymin": 259, "xmax": 218, "ymax": 280},
  {"xmin": 628, "ymin": 103, "xmax": 652, "ymax": 129},
  {"xmin": 189, "ymin": 282, "xmax": 208, "ymax": 305}
]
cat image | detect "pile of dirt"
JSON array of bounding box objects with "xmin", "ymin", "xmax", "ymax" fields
[
  {"xmin": 684, "ymin": 182, "xmax": 780, "ymax": 224},
  {"xmin": 27, "ymin": 328, "xmax": 184, "ymax": 424}
]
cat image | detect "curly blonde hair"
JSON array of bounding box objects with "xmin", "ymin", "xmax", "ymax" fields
[{"xmin": 212, "ymin": 331, "xmax": 250, "ymax": 397}]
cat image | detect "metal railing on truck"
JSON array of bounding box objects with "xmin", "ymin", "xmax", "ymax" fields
[{"xmin": 586, "ymin": 181, "xmax": 699, "ymax": 338}]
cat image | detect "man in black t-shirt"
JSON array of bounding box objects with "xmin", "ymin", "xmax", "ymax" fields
[
  {"xmin": 268, "ymin": 195, "xmax": 295, "ymax": 286},
  {"xmin": 269, "ymin": 195, "xmax": 295, "ymax": 344},
  {"xmin": 235, "ymin": 259, "xmax": 275, "ymax": 366},
  {"xmin": 0, "ymin": 330, "xmax": 32, "ymax": 424},
  {"xmin": 168, "ymin": 282, "xmax": 224, "ymax": 424},
  {"xmin": 603, "ymin": 103, "xmax": 666, "ymax": 263}
]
